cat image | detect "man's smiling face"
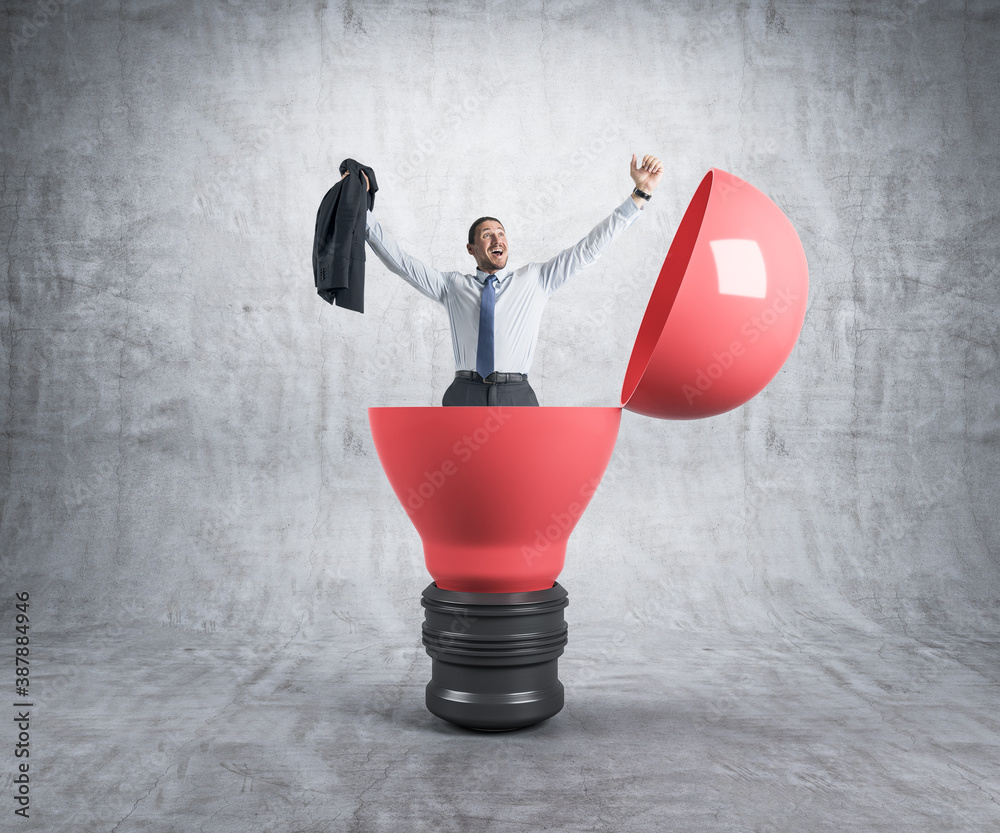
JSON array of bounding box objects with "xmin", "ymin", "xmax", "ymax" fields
[{"xmin": 468, "ymin": 220, "xmax": 508, "ymax": 274}]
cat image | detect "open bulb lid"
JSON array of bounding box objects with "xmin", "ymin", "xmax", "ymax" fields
[{"xmin": 620, "ymin": 168, "xmax": 809, "ymax": 420}]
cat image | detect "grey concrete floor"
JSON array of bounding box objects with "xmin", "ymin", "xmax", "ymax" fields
[{"xmin": 31, "ymin": 613, "xmax": 1000, "ymax": 832}]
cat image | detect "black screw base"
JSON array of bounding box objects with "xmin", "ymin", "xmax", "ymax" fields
[{"xmin": 420, "ymin": 582, "xmax": 569, "ymax": 731}]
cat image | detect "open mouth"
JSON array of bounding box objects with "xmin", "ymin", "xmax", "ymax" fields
[{"xmin": 491, "ymin": 248, "xmax": 504, "ymax": 257}]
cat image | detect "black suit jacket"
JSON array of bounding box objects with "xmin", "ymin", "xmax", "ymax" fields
[{"xmin": 312, "ymin": 158, "xmax": 379, "ymax": 313}]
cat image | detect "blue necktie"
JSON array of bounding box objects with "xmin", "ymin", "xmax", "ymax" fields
[{"xmin": 476, "ymin": 275, "xmax": 499, "ymax": 379}]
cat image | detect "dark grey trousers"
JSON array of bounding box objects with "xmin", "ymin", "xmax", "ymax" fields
[{"xmin": 442, "ymin": 377, "xmax": 539, "ymax": 406}]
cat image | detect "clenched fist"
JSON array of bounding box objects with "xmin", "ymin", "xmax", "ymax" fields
[{"xmin": 630, "ymin": 154, "xmax": 664, "ymax": 194}]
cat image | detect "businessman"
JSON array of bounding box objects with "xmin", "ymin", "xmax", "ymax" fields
[{"xmin": 344, "ymin": 154, "xmax": 664, "ymax": 406}]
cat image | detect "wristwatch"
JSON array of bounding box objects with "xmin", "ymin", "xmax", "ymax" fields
[{"xmin": 632, "ymin": 186, "xmax": 651, "ymax": 201}]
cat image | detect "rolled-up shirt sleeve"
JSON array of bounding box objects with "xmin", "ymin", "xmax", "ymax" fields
[
  {"xmin": 365, "ymin": 210, "xmax": 450, "ymax": 303},
  {"xmin": 536, "ymin": 195, "xmax": 643, "ymax": 296}
]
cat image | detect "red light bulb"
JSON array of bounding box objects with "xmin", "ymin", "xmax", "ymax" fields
[
  {"xmin": 367, "ymin": 169, "xmax": 809, "ymax": 730},
  {"xmin": 368, "ymin": 406, "xmax": 621, "ymax": 731}
]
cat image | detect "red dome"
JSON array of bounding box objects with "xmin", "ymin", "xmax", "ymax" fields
[{"xmin": 621, "ymin": 168, "xmax": 809, "ymax": 419}]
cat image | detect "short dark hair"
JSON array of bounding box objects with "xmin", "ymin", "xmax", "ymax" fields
[{"xmin": 468, "ymin": 216, "xmax": 504, "ymax": 246}]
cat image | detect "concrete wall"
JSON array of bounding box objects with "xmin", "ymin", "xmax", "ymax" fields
[{"xmin": 2, "ymin": 0, "xmax": 998, "ymax": 641}]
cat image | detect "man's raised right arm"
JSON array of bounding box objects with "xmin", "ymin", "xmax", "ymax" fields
[{"xmin": 365, "ymin": 210, "xmax": 450, "ymax": 303}]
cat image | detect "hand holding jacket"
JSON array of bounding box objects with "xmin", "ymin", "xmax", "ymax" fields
[{"xmin": 312, "ymin": 158, "xmax": 379, "ymax": 312}]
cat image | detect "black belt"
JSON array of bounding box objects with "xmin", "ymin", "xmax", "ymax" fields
[{"xmin": 455, "ymin": 370, "xmax": 528, "ymax": 385}]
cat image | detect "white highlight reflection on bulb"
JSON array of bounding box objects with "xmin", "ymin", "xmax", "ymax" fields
[{"xmin": 710, "ymin": 239, "xmax": 767, "ymax": 299}]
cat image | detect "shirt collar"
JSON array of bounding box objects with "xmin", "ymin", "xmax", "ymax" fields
[{"xmin": 475, "ymin": 267, "xmax": 508, "ymax": 285}]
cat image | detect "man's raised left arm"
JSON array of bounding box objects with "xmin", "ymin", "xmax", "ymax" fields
[{"xmin": 537, "ymin": 154, "xmax": 664, "ymax": 295}]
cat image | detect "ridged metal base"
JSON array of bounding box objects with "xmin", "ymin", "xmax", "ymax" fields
[{"xmin": 421, "ymin": 582, "xmax": 569, "ymax": 731}]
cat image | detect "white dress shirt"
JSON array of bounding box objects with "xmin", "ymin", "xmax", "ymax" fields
[{"xmin": 364, "ymin": 194, "xmax": 644, "ymax": 374}]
